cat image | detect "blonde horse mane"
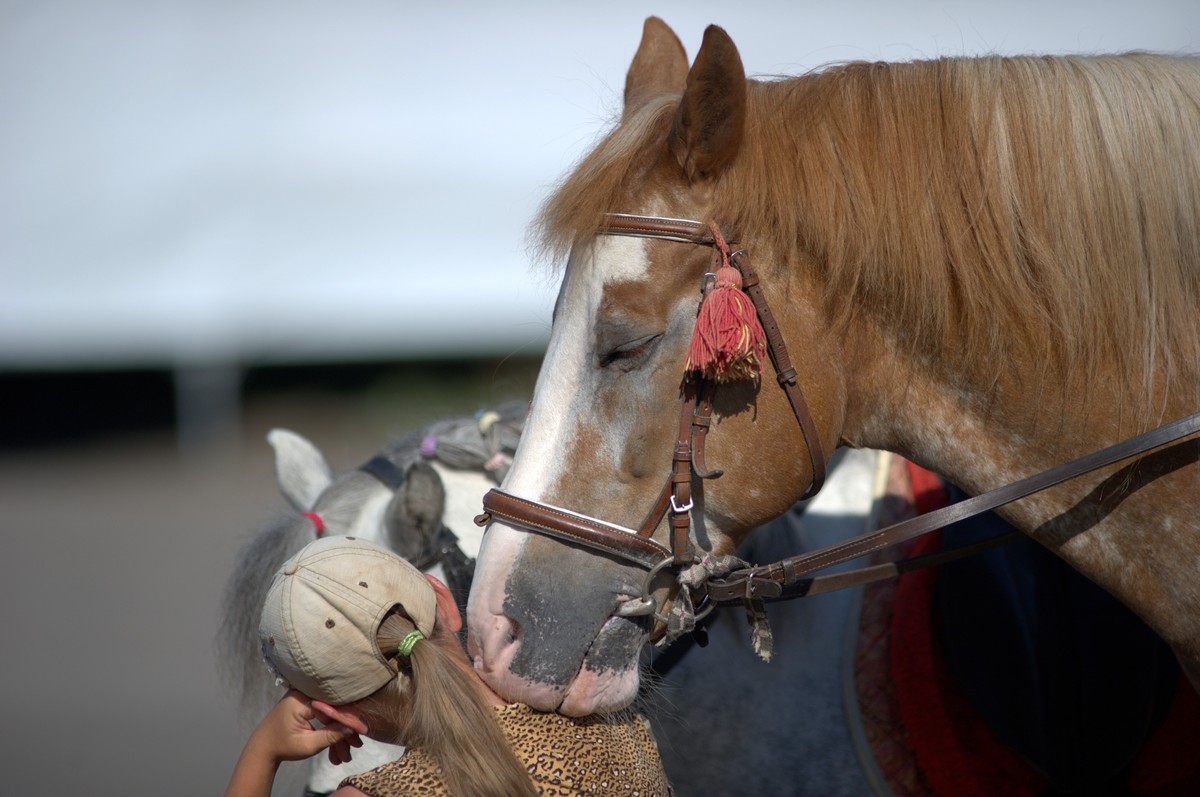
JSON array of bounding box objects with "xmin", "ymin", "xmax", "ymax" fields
[{"xmin": 537, "ymin": 53, "xmax": 1200, "ymax": 416}]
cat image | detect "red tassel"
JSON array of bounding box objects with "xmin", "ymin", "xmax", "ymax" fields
[{"xmin": 685, "ymin": 264, "xmax": 767, "ymax": 382}]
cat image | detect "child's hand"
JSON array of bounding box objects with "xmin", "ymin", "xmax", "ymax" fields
[
  {"xmin": 225, "ymin": 690, "xmax": 364, "ymax": 797},
  {"xmin": 251, "ymin": 690, "xmax": 364, "ymax": 764}
]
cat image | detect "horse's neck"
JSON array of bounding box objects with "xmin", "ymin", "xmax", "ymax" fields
[
  {"xmin": 839, "ymin": 318, "xmax": 1074, "ymax": 501},
  {"xmin": 837, "ymin": 300, "xmax": 1195, "ymax": 499},
  {"xmin": 852, "ymin": 372, "xmax": 1029, "ymax": 497},
  {"xmin": 839, "ymin": 326, "xmax": 1200, "ymax": 659}
]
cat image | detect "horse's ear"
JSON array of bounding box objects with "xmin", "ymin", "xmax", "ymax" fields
[
  {"xmin": 400, "ymin": 461, "xmax": 446, "ymax": 529},
  {"xmin": 386, "ymin": 461, "xmax": 446, "ymax": 559},
  {"xmin": 623, "ymin": 16, "xmax": 688, "ymax": 120},
  {"xmin": 668, "ymin": 24, "xmax": 746, "ymax": 182},
  {"xmin": 267, "ymin": 428, "xmax": 333, "ymax": 511}
]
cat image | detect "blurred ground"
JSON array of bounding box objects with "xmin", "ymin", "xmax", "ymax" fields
[{"xmin": 0, "ymin": 359, "xmax": 537, "ymax": 797}]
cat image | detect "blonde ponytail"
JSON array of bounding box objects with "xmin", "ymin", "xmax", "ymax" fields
[{"xmin": 358, "ymin": 612, "xmax": 536, "ymax": 797}]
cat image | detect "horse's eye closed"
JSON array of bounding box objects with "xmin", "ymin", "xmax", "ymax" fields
[{"xmin": 598, "ymin": 333, "xmax": 662, "ymax": 369}]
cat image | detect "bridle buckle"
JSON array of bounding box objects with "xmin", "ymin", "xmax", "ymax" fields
[{"xmin": 670, "ymin": 495, "xmax": 694, "ymax": 513}]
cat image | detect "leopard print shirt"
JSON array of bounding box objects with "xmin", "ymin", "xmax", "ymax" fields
[{"xmin": 342, "ymin": 703, "xmax": 673, "ymax": 796}]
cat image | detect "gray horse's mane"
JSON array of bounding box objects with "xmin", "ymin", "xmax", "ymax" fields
[
  {"xmin": 219, "ymin": 402, "xmax": 527, "ymax": 720},
  {"xmin": 381, "ymin": 402, "xmax": 525, "ymax": 480},
  {"xmin": 220, "ymin": 513, "xmax": 314, "ymax": 716}
]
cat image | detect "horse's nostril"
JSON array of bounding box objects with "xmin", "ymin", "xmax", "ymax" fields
[{"xmin": 505, "ymin": 618, "xmax": 520, "ymax": 646}]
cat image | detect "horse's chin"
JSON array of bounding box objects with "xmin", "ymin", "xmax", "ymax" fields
[
  {"xmin": 558, "ymin": 664, "xmax": 640, "ymax": 716},
  {"xmin": 471, "ymin": 614, "xmax": 644, "ymax": 716},
  {"xmin": 479, "ymin": 662, "xmax": 640, "ymax": 717}
]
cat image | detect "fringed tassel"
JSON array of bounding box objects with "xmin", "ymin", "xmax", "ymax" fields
[
  {"xmin": 745, "ymin": 597, "xmax": 774, "ymax": 662},
  {"xmin": 684, "ymin": 227, "xmax": 767, "ymax": 383}
]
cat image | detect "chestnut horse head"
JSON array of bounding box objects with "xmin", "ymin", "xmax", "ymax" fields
[{"xmin": 467, "ymin": 18, "xmax": 1200, "ymax": 715}]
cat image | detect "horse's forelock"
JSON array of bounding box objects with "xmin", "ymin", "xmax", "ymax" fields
[{"xmin": 534, "ymin": 94, "xmax": 680, "ymax": 271}]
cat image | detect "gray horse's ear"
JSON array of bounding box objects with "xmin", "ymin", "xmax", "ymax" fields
[
  {"xmin": 267, "ymin": 428, "xmax": 333, "ymax": 511},
  {"xmin": 623, "ymin": 16, "xmax": 688, "ymax": 121},
  {"xmin": 386, "ymin": 461, "xmax": 446, "ymax": 561}
]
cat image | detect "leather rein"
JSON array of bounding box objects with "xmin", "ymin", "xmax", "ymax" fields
[{"xmin": 476, "ymin": 212, "xmax": 1200, "ymax": 640}]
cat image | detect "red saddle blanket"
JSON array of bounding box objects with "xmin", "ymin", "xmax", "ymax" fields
[{"xmin": 856, "ymin": 458, "xmax": 1200, "ymax": 797}]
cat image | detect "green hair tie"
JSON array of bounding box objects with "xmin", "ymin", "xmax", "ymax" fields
[{"xmin": 397, "ymin": 630, "xmax": 424, "ymax": 657}]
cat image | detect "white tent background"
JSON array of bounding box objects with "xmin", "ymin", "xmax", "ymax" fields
[{"xmin": 4, "ymin": 0, "xmax": 1196, "ymax": 373}]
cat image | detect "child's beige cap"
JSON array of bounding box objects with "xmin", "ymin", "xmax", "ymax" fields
[{"xmin": 259, "ymin": 536, "xmax": 436, "ymax": 704}]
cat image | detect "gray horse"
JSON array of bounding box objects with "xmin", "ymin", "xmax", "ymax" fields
[
  {"xmin": 220, "ymin": 404, "xmax": 523, "ymax": 792},
  {"xmin": 221, "ymin": 408, "xmax": 892, "ymax": 796}
]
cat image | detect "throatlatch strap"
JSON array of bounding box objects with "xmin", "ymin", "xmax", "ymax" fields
[{"xmin": 729, "ymin": 248, "xmax": 826, "ymax": 497}]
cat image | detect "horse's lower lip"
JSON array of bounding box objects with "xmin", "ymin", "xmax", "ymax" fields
[{"xmin": 552, "ymin": 614, "xmax": 644, "ymax": 714}]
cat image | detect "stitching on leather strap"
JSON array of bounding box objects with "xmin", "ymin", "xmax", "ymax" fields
[{"xmin": 481, "ymin": 489, "xmax": 671, "ymax": 570}]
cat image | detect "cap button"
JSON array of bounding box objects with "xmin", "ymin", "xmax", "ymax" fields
[{"xmin": 284, "ymin": 562, "xmax": 299, "ymax": 575}]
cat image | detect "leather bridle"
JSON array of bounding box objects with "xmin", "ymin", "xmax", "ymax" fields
[
  {"xmin": 475, "ymin": 212, "xmax": 1200, "ymax": 646},
  {"xmin": 478, "ymin": 212, "xmax": 826, "ymax": 550}
]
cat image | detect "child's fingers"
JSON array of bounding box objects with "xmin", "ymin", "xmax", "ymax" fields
[{"xmin": 327, "ymin": 735, "xmax": 353, "ymax": 766}]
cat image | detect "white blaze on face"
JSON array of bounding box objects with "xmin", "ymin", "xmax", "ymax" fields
[
  {"xmin": 506, "ymin": 234, "xmax": 649, "ymax": 497},
  {"xmin": 467, "ymin": 234, "xmax": 650, "ymax": 692}
]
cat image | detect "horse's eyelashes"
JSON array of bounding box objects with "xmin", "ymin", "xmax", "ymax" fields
[{"xmin": 598, "ymin": 334, "xmax": 662, "ymax": 369}]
